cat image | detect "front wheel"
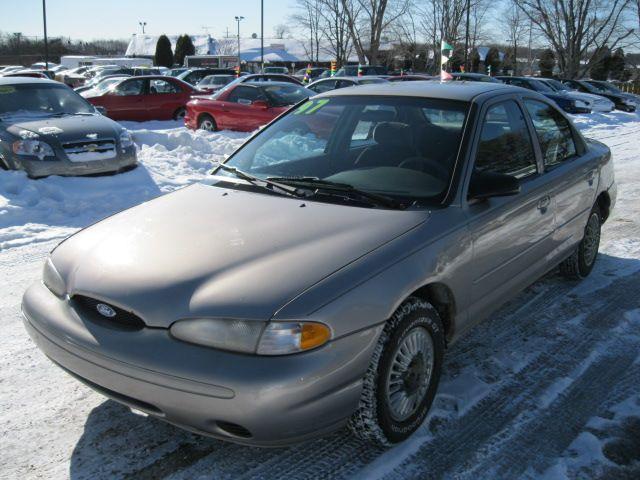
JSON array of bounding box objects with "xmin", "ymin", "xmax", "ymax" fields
[
  {"xmin": 560, "ymin": 205, "xmax": 602, "ymax": 279},
  {"xmin": 348, "ymin": 297, "xmax": 445, "ymax": 446}
]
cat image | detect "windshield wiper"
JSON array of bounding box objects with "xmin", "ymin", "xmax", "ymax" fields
[
  {"xmin": 213, "ymin": 164, "xmax": 308, "ymax": 198},
  {"xmin": 266, "ymin": 176, "xmax": 406, "ymax": 209}
]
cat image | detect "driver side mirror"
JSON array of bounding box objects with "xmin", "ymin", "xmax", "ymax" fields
[
  {"xmin": 469, "ymin": 171, "xmax": 520, "ymax": 200},
  {"xmin": 94, "ymin": 106, "xmax": 107, "ymax": 115},
  {"xmin": 252, "ymin": 99, "xmax": 269, "ymax": 109}
]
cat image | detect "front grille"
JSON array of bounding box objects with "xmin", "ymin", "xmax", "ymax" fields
[
  {"xmin": 72, "ymin": 295, "xmax": 146, "ymax": 330},
  {"xmin": 62, "ymin": 138, "xmax": 116, "ymax": 162}
]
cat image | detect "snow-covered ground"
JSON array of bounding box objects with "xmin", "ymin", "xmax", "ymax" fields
[{"xmin": 1, "ymin": 113, "xmax": 639, "ymax": 480}]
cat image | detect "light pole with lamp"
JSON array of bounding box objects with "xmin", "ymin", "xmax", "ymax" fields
[
  {"xmin": 235, "ymin": 16, "xmax": 244, "ymax": 70},
  {"xmin": 139, "ymin": 21, "xmax": 147, "ymax": 34},
  {"xmin": 260, "ymin": 0, "xmax": 264, "ymax": 70},
  {"xmin": 42, "ymin": 0, "xmax": 49, "ymax": 70}
]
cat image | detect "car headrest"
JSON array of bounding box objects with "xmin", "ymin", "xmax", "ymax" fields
[{"xmin": 373, "ymin": 122, "xmax": 412, "ymax": 148}]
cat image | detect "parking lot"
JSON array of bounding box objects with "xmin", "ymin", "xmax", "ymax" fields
[{"xmin": 2, "ymin": 111, "xmax": 639, "ymax": 480}]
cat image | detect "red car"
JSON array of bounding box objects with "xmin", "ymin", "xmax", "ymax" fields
[
  {"xmin": 185, "ymin": 81, "xmax": 312, "ymax": 132},
  {"xmin": 83, "ymin": 76, "xmax": 201, "ymax": 121}
]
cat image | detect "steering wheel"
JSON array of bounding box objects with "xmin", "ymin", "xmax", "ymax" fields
[{"xmin": 398, "ymin": 157, "xmax": 450, "ymax": 182}]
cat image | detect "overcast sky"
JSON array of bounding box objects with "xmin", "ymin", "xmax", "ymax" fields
[{"xmin": 0, "ymin": 0, "xmax": 296, "ymax": 40}]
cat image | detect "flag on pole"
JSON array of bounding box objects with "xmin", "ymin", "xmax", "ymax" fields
[
  {"xmin": 303, "ymin": 63, "xmax": 312, "ymax": 84},
  {"xmin": 357, "ymin": 64, "xmax": 363, "ymax": 77},
  {"xmin": 440, "ymin": 40, "xmax": 454, "ymax": 81},
  {"xmin": 330, "ymin": 60, "xmax": 337, "ymax": 76}
]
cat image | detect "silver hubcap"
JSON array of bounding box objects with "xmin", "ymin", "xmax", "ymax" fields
[
  {"xmin": 385, "ymin": 327, "xmax": 434, "ymax": 421},
  {"xmin": 176, "ymin": 109, "xmax": 186, "ymax": 119},
  {"xmin": 583, "ymin": 213, "xmax": 600, "ymax": 266},
  {"xmin": 200, "ymin": 120, "xmax": 214, "ymax": 131}
]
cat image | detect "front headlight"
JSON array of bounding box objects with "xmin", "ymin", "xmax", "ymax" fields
[
  {"xmin": 12, "ymin": 140, "xmax": 55, "ymax": 160},
  {"xmin": 170, "ymin": 319, "xmax": 331, "ymax": 355},
  {"xmin": 119, "ymin": 130, "xmax": 134, "ymax": 148},
  {"xmin": 42, "ymin": 258, "xmax": 66, "ymax": 298}
]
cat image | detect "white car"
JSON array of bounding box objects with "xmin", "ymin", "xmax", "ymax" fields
[{"xmin": 540, "ymin": 78, "xmax": 615, "ymax": 112}]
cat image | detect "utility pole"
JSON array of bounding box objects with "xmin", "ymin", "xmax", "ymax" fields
[
  {"xmin": 464, "ymin": 0, "xmax": 470, "ymax": 71},
  {"xmin": 42, "ymin": 0, "xmax": 49, "ymax": 70},
  {"xmin": 527, "ymin": 17, "xmax": 533, "ymax": 75},
  {"xmin": 235, "ymin": 16, "xmax": 244, "ymax": 69},
  {"xmin": 261, "ymin": 0, "xmax": 264, "ymax": 70}
]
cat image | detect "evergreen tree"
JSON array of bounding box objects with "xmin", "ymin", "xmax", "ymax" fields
[
  {"xmin": 471, "ymin": 50, "xmax": 480, "ymax": 73},
  {"xmin": 590, "ymin": 46, "xmax": 611, "ymax": 80},
  {"xmin": 154, "ymin": 35, "xmax": 174, "ymax": 68},
  {"xmin": 174, "ymin": 34, "xmax": 196, "ymax": 67},
  {"xmin": 538, "ymin": 49, "xmax": 556, "ymax": 77},
  {"xmin": 608, "ymin": 48, "xmax": 626, "ymax": 81}
]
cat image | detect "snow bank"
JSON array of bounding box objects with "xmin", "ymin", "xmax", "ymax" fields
[{"xmin": 0, "ymin": 122, "xmax": 249, "ymax": 250}]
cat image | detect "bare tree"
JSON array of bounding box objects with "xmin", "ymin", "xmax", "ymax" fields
[
  {"xmin": 341, "ymin": 0, "xmax": 410, "ymax": 64},
  {"xmin": 502, "ymin": 2, "xmax": 527, "ymax": 74},
  {"xmin": 292, "ymin": 0, "xmax": 323, "ymax": 62},
  {"xmin": 512, "ymin": 0, "xmax": 636, "ymax": 78},
  {"xmin": 317, "ymin": 0, "xmax": 354, "ymax": 64},
  {"xmin": 273, "ymin": 24, "xmax": 292, "ymax": 39}
]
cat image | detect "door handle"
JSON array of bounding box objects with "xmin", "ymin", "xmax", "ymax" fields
[
  {"xmin": 586, "ymin": 169, "xmax": 596, "ymax": 186},
  {"xmin": 537, "ymin": 195, "xmax": 551, "ymax": 213}
]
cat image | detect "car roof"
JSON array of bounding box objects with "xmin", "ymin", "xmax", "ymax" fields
[
  {"xmin": 314, "ymin": 80, "xmax": 516, "ymax": 101},
  {"xmin": 0, "ymin": 76, "xmax": 59, "ymax": 86},
  {"xmin": 242, "ymin": 81, "xmax": 302, "ymax": 87}
]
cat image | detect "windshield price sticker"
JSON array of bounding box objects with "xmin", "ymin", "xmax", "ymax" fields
[{"xmin": 294, "ymin": 99, "xmax": 330, "ymax": 115}]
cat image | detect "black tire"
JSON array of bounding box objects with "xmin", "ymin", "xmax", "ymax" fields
[
  {"xmin": 560, "ymin": 205, "xmax": 602, "ymax": 279},
  {"xmin": 348, "ymin": 297, "xmax": 445, "ymax": 446},
  {"xmin": 198, "ymin": 114, "xmax": 217, "ymax": 132},
  {"xmin": 173, "ymin": 107, "xmax": 187, "ymax": 120}
]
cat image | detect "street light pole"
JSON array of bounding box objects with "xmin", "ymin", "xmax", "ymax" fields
[
  {"xmin": 42, "ymin": 0, "xmax": 49, "ymax": 70},
  {"xmin": 261, "ymin": 0, "xmax": 264, "ymax": 70},
  {"xmin": 139, "ymin": 21, "xmax": 147, "ymax": 34},
  {"xmin": 235, "ymin": 16, "xmax": 244, "ymax": 70}
]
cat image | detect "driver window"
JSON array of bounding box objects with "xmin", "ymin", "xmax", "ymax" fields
[
  {"xmin": 475, "ymin": 101, "xmax": 537, "ymax": 178},
  {"xmin": 114, "ymin": 79, "xmax": 145, "ymax": 96}
]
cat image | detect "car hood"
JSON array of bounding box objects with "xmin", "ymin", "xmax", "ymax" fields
[
  {"xmin": 5, "ymin": 114, "xmax": 121, "ymax": 143},
  {"xmin": 51, "ymin": 183, "xmax": 427, "ymax": 327},
  {"xmin": 564, "ymin": 91, "xmax": 607, "ymax": 104}
]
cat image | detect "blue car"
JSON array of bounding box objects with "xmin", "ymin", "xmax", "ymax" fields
[{"xmin": 496, "ymin": 76, "xmax": 591, "ymax": 114}]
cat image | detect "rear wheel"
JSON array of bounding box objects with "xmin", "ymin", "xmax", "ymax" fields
[
  {"xmin": 173, "ymin": 107, "xmax": 187, "ymax": 120},
  {"xmin": 348, "ymin": 297, "xmax": 445, "ymax": 446},
  {"xmin": 198, "ymin": 114, "xmax": 217, "ymax": 132},
  {"xmin": 560, "ymin": 205, "xmax": 602, "ymax": 279}
]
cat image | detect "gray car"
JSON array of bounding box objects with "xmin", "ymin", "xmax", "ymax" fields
[
  {"xmin": 22, "ymin": 82, "xmax": 616, "ymax": 446},
  {"xmin": 0, "ymin": 77, "xmax": 137, "ymax": 177}
]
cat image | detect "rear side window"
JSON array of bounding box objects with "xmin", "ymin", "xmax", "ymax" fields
[
  {"xmin": 524, "ymin": 100, "xmax": 576, "ymax": 167},
  {"xmin": 475, "ymin": 100, "xmax": 536, "ymax": 178},
  {"xmin": 227, "ymin": 86, "xmax": 262, "ymax": 105},
  {"xmin": 114, "ymin": 79, "xmax": 145, "ymax": 96},
  {"xmin": 309, "ymin": 80, "xmax": 336, "ymax": 93}
]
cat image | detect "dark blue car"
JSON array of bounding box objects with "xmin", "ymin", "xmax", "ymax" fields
[{"xmin": 496, "ymin": 76, "xmax": 591, "ymax": 114}]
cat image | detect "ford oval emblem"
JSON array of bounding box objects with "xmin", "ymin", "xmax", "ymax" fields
[{"xmin": 96, "ymin": 303, "xmax": 116, "ymax": 318}]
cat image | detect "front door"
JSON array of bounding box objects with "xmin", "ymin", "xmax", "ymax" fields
[
  {"xmin": 465, "ymin": 98, "xmax": 556, "ymax": 321},
  {"xmin": 105, "ymin": 78, "xmax": 148, "ymax": 121}
]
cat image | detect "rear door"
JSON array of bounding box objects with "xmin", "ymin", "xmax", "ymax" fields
[
  {"xmin": 465, "ymin": 98, "xmax": 556, "ymax": 321},
  {"xmin": 522, "ymin": 98, "xmax": 597, "ymax": 259},
  {"xmin": 105, "ymin": 78, "xmax": 148, "ymax": 121}
]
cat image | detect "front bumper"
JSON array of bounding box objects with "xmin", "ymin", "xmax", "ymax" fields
[
  {"xmin": 13, "ymin": 148, "xmax": 137, "ymax": 178},
  {"xmin": 22, "ymin": 281, "xmax": 380, "ymax": 446},
  {"xmin": 615, "ymin": 104, "xmax": 636, "ymax": 112}
]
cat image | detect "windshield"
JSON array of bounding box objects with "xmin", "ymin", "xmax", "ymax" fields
[
  {"xmin": 218, "ymin": 96, "xmax": 468, "ymax": 205},
  {"xmin": 0, "ymin": 83, "xmax": 95, "ymax": 117},
  {"xmin": 95, "ymin": 77, "xmax": 124, "ymax": 92},
  {"xmin": 200, "ymin": 75, "xmax": 234, "ymax": 86},
  {"xmin": 531, "ymin": 80, "xmax": 554, "ymax": 93},
  {"xmin": 545, "ymin": 79, "xmax": 568, "ymax": 91},
  {"xmin": 262, "ymin": 84, "xmax": 312, "ymax": 107},
  {"xmin": 586, "ymin": 81, "xmax": 620, "ymax": 94}
]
